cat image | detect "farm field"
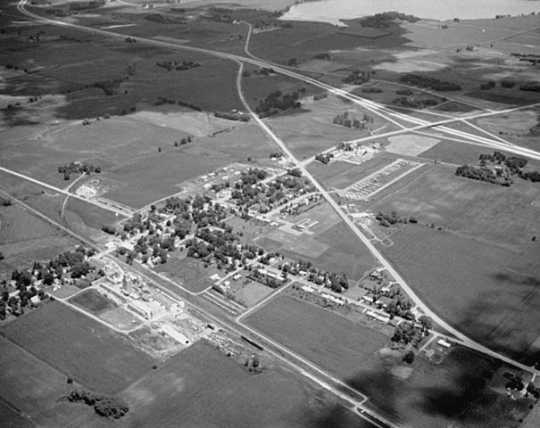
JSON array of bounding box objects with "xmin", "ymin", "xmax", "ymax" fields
[
  {"xmin": 116, "ymin": 339, "xmax": 375, "ymax": 428},
  {"xmin": 246, "ymin": 294, "xmax": 389, "ymax": 381},
  {"xmin": 370, "ymin": 165, "xmax": 540, "ymax": 248},
  {"xmin": 102, "ymin": 122, "xmax": 274, "ymax": 208},
  {"xmin": 381, "ymin": 225, "xmax": 540, "ymax": 364},
  {"xmin": 264, "ymin": 94, "xmax": 389, "ymax": 160},
  {"xmin": 1, "ymin": 301, "xmax": 155, "ymax": 394},
  {"xmin": 0, "ymin": 336, "xmax": 77, "ymax": 425},
  {"xmin": 0, "ymin": 202, "xmax": 76, "ymax": 275}
]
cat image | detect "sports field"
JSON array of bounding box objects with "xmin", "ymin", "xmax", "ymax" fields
[{"xmin": 1, "ymin": 301, "xmax": 155, "ymax": 394}]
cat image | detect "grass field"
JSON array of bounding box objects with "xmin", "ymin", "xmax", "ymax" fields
[
  {"xmin": 382, "ymin": 225, "xmax": 540, "ymax": 364},
  {"xmin": 257, "ymin": 202, "xmax": 376, "ymax": 280},
  {"xmin": 246, "ymin": 294, "xmax": 389, "ymax": 381},
  {"xmin": 155, "ymin": 254, "xmax": 217, "ymax": 293},
  {"xmin": 69, "ymin": 288, "xmax": 117, "ymax": 316},
  {"xmin": 371, "ymin": 165, "xmax": 540, "ymax": 248},
  {"xmin": 1, "ymin": 301, "xmax": 155, "ymax": 394}
]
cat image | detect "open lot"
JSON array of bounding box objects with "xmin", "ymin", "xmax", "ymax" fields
[
  {"xmin": 155, "ymin": 253, "xmax": 217, "ymax": 293},
  {"xmin": 1, "ymin": 301, "xmax": 155, "ymax": 394},
  {"xmin": 246, "ymin": 294, "xmax": 389, "ymax": 381}
]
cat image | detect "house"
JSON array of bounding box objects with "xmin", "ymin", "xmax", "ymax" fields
[{"xmin": 375, "ymin": 296, "xmax": 393, "ymax": 309}]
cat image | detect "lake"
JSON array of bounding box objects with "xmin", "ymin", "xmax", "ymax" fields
[{"xmin": 280, "ymin": 0, "xmax": 540, "ymax": 25}]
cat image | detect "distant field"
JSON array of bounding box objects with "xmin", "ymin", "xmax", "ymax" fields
[
  {"xmin": 264, "ymin": 95, "xmax": 388, "ymax": 160},
  {"xmin": 381, "ymin": 225, "xmax": 540, "ymax": 364},
  {"xmin": 371, "ymin": 165, "xmax": 540, "ymax": 247},
  {"xmin": 103, "ymin": 123, "xmax": 274, "ymax": 208},
  {"xmin": 0, "ymin": 202, "xmax": 76, "ymax": 275},
  {"xmin": 246, "ymin": 294, "xmax": 389, "ymax": 381},
  {"xmin": 119, "ymin": 339, "xmax": 342, "ymax": 428},
  {"xmin": 1, "ymin": 301, "xmax": 155, "ymax": 394}
]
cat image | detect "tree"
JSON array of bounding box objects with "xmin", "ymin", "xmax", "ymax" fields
[
  {"xmin": 418, "ymin": 315, "xmax": 433, "ymax": 333},
  {"xmin": 402, "ymin": 351, "xmax": 415, "ymax": 364}
]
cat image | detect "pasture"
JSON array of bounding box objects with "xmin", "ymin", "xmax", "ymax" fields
[
  {"xmin": 1, "ymin": 301, "xmax": 155, "ymax": 394},
  {"xmin": 246, "ymin": 294, "xmax": 389, "ymax": 381}
]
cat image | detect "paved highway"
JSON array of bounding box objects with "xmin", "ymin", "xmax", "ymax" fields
[
  {"xmin": 11, "ymin": 0, "xmax": 540, "ymax": 415},
  {"xmin": 235, "ymin": 56, "xmax": 539, "ymax": 375},
  {"xmin": 16, "ymin": 0, "xmax": 540, "ymax": 162},
  {"xmin": 0, "ymin": 165, "xmax": 132, "ymax": 217}
]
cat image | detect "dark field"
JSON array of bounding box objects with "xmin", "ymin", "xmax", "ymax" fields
[
  {"xmin": 355, "ymin": 345, "xmax": 533, "ymax": 427},
  {"xmin": 1, "ymin": 301, "xmax": 155, "ymax": 394},
  {"xmin": 69, "ymin": 288, "xmax": 117, "ymax": 315}
]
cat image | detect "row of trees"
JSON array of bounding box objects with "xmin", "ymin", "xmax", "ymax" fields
[
  {"xmin": 58, "ymin": 161, "xmax": 101, "ymax": 180},
  {"xmin": 400, "ymin": 73, "xmax": 462, "ymax": 91},
  {"xmin": 66, "ymin": 390, "xmax": 128, "ymax": 419}
]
